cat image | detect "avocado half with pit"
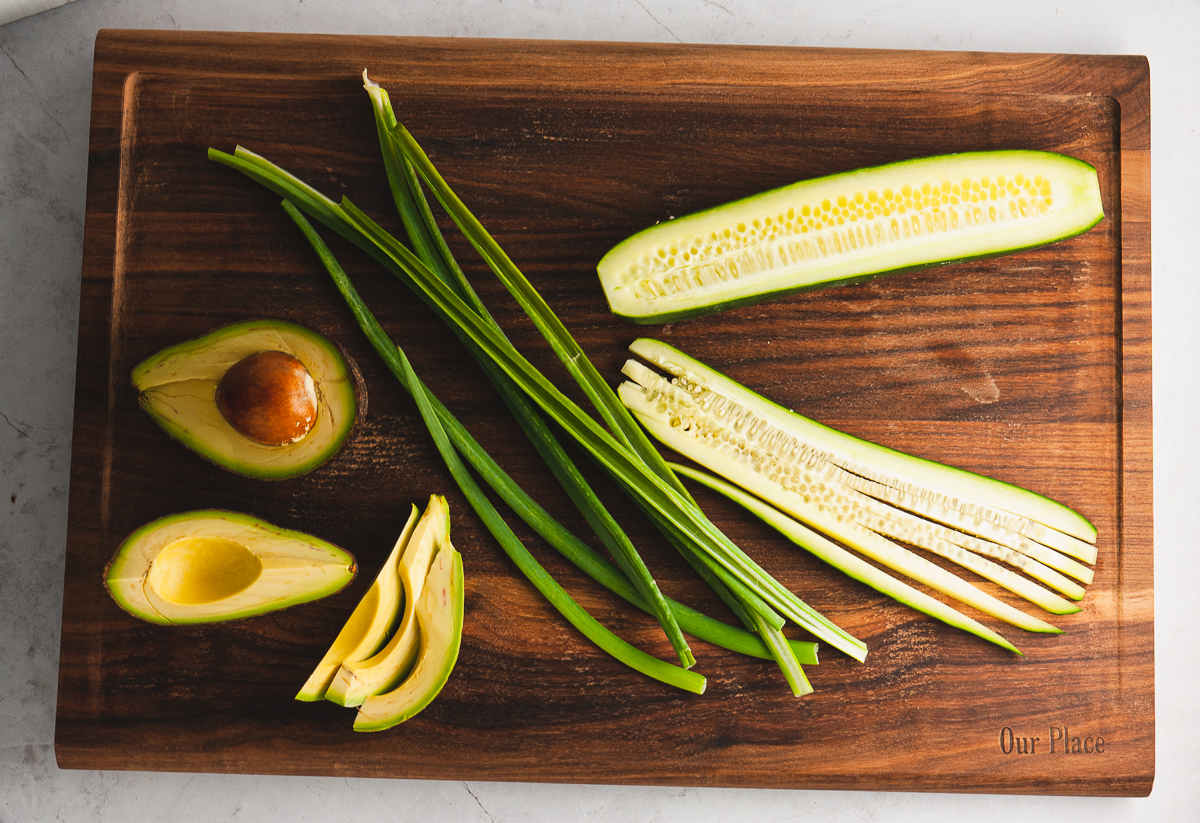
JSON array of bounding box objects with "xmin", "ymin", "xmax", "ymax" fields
[
  {"xmin": 104, "ymin": 510, "xmax": 357, "ymax": 625},
  {"xmin": 131, "ymin": 319, "xmax": 363, "ymax": 480}
]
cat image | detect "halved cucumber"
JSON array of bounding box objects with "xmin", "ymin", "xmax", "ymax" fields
[{"xmin": 598, "ymin": 151, "xmax": 1104, "ymax": 323}]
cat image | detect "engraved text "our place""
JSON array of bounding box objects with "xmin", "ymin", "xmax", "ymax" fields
[{"xmin": 999, "ymin": 726, "xmax": 1107, "ymax": 755}]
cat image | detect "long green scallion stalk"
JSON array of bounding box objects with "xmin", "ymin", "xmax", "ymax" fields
[
  {"xmin": 210, "ymin": 143, "xmax": 860, "ymax": 661},
  {"xmin": 282, "ymin": 200, "xmax": 706, "ymax": 694},
  {"xmin": 363, "ymin": 76, "xmax": 694, "ymax": 670},
  {"xmin": 208, "ymin": 98, "xmax": 863, "ymax": 687},
  {"xmin": 282, "ymin": 205, "xmax": 818, "ymax": 668},
  {"xmin": 377, "ymin": 117, "xmax": 864, "ymax": 663}
]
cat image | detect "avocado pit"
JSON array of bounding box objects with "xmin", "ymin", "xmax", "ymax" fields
[{"xmin": 216, "ymin": 350, "xmax": 319, "ymax": 446}]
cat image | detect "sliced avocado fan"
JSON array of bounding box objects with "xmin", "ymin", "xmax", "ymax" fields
[
  {"xmin": 296, "ymin": 504, "xmax": 420, "ymax": 701},
  {"xmin": 354, "ymin": 540, "xmax": 464, "ymax": 732}
]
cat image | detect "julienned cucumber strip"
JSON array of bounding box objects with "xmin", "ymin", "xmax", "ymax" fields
[
  {"xmin": 671, "ymin": 463, "xmax": 1023, "ymax": 656},
  {"xmin": 282, "ymin": 200, "xmax": 707, "ymax": 694},
  {"xmin": 627, "ymin": 337, "xmax": 1096, "ymax": 547},
  {"xmin": 618, "ymin": 340, "xmax": 1096, "ymax": 634},
  {"xmin": 597, "ymin": 150, "xmax": 1104, "ymax": 324},
  {"xmin": 363, "ymin": 76, "xmax": 695, "ymax": 671},
  {"xmin": 632, "ymin": 407, "xmax": 1060, "ymax": 635}
]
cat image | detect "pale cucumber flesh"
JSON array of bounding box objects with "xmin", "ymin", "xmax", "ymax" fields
[
  {"xmin": 671, "ymin": 463, "xmax": 1023, "ymax": 655},
  {"xmin": 598, "ymin": 151, "xmax": 1104, "ymax": 323},
  {"xmin": 628, "ymin": 337, "xmax": 1097, "ymax": 545},
  {"xmin": 619, "ymin": 340, "xmax": 1099, "ymax": 636},
  {"xmin": 629, "ymin": 406, "xmax": 1060, "ymax": 634}
]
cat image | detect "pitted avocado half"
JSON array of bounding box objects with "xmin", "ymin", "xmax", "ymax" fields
[
  {"xmin": 131, "ymin": 319, "xmax": 363, "ymax": 479},
  {"xmin": 104, "ymin": 510, "xmax": 357, "ymax": 625}
]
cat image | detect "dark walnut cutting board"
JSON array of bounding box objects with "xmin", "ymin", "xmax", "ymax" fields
[{"xmin": 55, "ymin": 29, "xmax": 1152, "ymax": 796}]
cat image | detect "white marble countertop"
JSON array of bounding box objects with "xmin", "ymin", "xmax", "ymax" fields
[{"xmin": 2, "ymin": 0, "xmax": 1194, "ymax": 819}]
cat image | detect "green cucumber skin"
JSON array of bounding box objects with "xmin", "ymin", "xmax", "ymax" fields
[{"xmin": 599, "ymin": 150, "xmax": 1104, "ymax": 324}]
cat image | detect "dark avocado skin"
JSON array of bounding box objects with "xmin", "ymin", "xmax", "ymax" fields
[{"xmin": 131, "ymin": 318, "xmax": 365, "ymax": 480}]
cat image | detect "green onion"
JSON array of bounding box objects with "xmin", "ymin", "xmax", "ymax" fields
[
  {"xmin": 208, "ymin": 145, "xmax": 817, "ymax": 667},
  {"xmin": 384, "ymin": 119, "xmax": 684, "ymax": 489},
  {"xmin": 282, "ymin": 200, "xmax": 706, "ymax": 694},
  {"xmin": 376, "ymin": 122, "xmax": 865, "ymax": 662},
  {"xmin": 209, "ymin": 138, "xmax": 864, "ymax": 667},
  {"xmin": 337, "ymin": 194, "xmax": 861, "ymax": 657},
  {"xmin": 363, "ymin": 77, "xmax": 694, "ymax": 670}
]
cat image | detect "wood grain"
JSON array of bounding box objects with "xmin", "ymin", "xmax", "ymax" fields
[{"xmin": 55, "ymin": 30, "xmax": 1151, "ymax": 795}]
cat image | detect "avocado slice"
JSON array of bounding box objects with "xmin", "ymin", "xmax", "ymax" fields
[
  {"xmin": 296, "ymin": 504, "xmax": 420, "ymax": 702},
  {"xmin": 353, "ymin": 541, "xmax": 464, "ymax": 732},
  {"xmin": 325, "ymin": 495, "xmax": 449, "ymax": 707},
  {"xmin": 131, "ymin": 319, "xmax": 363, "ymax": 480},
  {"xmin": 104, "ymin": 510, "xmax": 357, "ymax": 625}
]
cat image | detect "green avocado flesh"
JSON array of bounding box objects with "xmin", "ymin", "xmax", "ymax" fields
[
  {"xmin": 131, "ymin": 319, "xmax": 361, "ymax": 479},
  {"xmin": 597, "ymin": 151, "xmax": 1105, "ymax": 323},
  {"xmin": 104, "ymin": 510, "xmax": 357, "ymax": 625},
  {"xmin": 354, "ymin": 542, "xmax": 464, "ymax": 732}
]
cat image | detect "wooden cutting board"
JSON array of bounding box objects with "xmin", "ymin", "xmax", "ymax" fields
[{"xmin": 55, "ymin": 29, "xmax": 1152, "ymax": 796}]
